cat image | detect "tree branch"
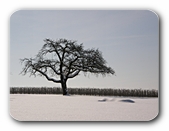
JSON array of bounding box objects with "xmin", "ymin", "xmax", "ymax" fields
[
  {"xmin": 34, "ymin": 68, "xmax": 61, "ymax": 83},
  {"xmin": 67, "ymin": 70, "xmax": 81, "ymax": 78}
]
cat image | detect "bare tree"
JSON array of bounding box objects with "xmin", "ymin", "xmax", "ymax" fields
[{"xmin": 20, "ymin": 38, "xmax": 115, "ymax": 95}]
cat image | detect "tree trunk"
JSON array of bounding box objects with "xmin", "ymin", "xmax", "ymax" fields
[{"xmin": 61, "ymin": 79, "xmax": 68, "ymax": 95}]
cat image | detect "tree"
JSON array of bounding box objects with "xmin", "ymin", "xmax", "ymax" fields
[{"xmin": 20, "ymin": 38, "xmax": 115, "ymax": 95}]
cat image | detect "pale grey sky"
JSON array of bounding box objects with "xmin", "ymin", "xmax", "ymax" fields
[{"xmin": 10, "ymin": 10, "xmax": 159, "ymax": 89}]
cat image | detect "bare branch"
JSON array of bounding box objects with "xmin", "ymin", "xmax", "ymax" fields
[
  {"xmin": 33, "ymin": 68, "xmax": 61, "ymax": 83},
  {"xmin": 20, "ymin": 58, "xmax": 61, "ymax": 83},
  {"xmin": 67, "ymin": 70, "xmax": 81, "ymax": 78}
]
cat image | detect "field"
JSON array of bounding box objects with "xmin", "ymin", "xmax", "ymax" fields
[{"xmin": 10, "ymin": 94, "xmax": 159, "ymax": 121}]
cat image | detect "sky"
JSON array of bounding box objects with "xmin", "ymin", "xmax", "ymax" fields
[{"xmin": 10, "ymin": 10, "xmax": 159, "ymax": 90}]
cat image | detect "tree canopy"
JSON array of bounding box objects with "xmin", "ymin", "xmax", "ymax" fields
[{"xmin": 20, "ymin": 38, "xmax": 115, "ymax": 95}]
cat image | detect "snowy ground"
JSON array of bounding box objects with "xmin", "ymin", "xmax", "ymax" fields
[{"xmin": 9, "ymin": 94, "xmax": 158, "ymax": 121}]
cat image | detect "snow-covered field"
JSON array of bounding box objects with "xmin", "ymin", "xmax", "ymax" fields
[{"xmin": 9, "ymin": 94, "xmax": 158, "ymax": 121}]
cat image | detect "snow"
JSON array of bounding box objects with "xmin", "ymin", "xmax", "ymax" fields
[{"xmin": 9, "ymin": 94, "xmax": 158, "ymax": 121}]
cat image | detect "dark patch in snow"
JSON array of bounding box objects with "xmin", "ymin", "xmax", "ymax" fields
[
  {"xmin": 98, "ymin": 98, "xmax": 107, "ymax": 102},
  {"xmin": 98, "ymin": 98, "xmax": 115, "ymax": 102},
  {"xmin": 120, "ymin": 99, "xmax": 135, "ymax": 103}
]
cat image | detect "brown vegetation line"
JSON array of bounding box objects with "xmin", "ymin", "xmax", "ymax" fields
[{"xmin": 10, "ymin": 87, "xmax": 158, "ymax": 97}]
